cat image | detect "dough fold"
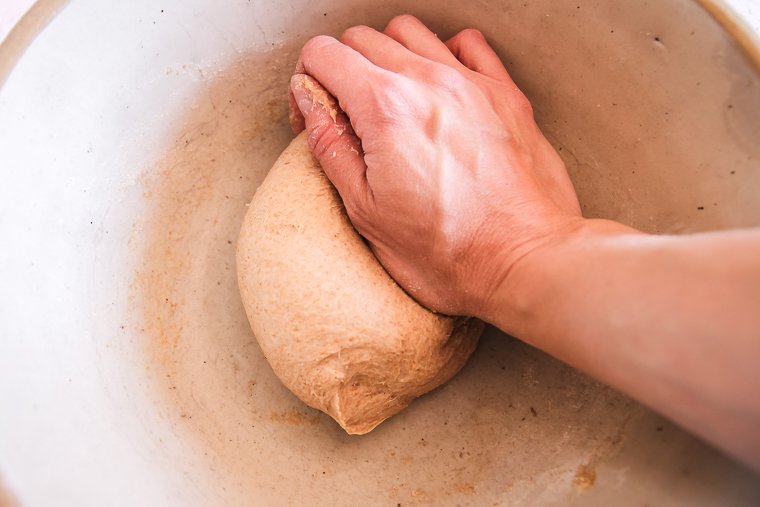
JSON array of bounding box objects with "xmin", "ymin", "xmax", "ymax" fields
[{"xmin": 237, "ymin": 133, "xmax": 483, "ymax": 434}]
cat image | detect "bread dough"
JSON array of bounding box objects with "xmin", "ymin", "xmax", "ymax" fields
[{"xmin": 236, "ymin": 133, "xmax": 483, "ymax": 434}]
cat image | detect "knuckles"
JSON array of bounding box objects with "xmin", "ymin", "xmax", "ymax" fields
[
  {"xmin": 426, "ymin": 65, "xmax": 468, "ymax": 89},
  {"xmin": 421, "ymin": 65, "xmax": 474, "ymax": 106},
  {"xmin": 340, "ymin": 25, "xmax": 374, "ymax": 44},
  {"xmin": 306, "ymin": 119, "xmax": 339, "ymax": 158},
  {"xmin": 384, "ymin": 14, "xmax": 422, "ymax": 37},
  {"xmin": 453, "ymin": 28, "xmax": 485, "ymax": 44},
  {"xmin": 509, "ymin": 90, "xmax": 534, "ymax": 119},
  {"xmin": 299, "ymin": 35, "xmax": 340, "ymax": 63}
]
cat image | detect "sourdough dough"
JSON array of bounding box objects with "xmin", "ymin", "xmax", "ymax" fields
[{"xmin": 236, "ymin": 133, "xmax": 483, "ymax": 434}]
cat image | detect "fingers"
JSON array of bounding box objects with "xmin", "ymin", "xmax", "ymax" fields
[
  {"xmin": 445, "ymin": 28, "xmax": 512, "ymax": 82},
  {"xmin": 339, "ymin": 16, "xmax": 464, "ymax": 77},
  {"xmin": 338, "ymin": 15, "xmax": 511, "ymax": 86},
  {"xmin": 288, "ymin": 86, "xmax": 305, "ymax": 134},
  {"xmin": 290, "ymin": 74, "xmax": 373, "ymax": 214},
  {"xmin": 339, "ymin": 24, "xmax": 430, "ymax": 75},
  {"xmin": 382, "ymin": 14, "xmax": 464, "ymax": 70},
  {"xmin": 294, "ymin": 35, "xmax": 392, "ymax": 131}
]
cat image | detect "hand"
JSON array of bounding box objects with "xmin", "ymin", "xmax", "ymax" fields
[
  {"xmin": 289, "ymin": 14, "xmax": 582, "ymax": 317},
  {"xmin": 289, "ymin": 20, "xmax": 760, "ymax": 468}
]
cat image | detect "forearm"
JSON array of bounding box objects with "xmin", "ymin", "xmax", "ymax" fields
[{"xmin": 481, "ymin": 220, "xmax": 760, "ymax": 468}]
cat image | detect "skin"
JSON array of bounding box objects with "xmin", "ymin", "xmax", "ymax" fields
[{"xmin": 287, "ymin": 14, "xmax": 760, "ymax": 470}]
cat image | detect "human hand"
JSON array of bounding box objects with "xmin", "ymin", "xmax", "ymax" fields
[
  {"xmin": 287, "ymin": 16, "xmax": 760, "ymax": 472},
  {"xmin": 289, "ymin": 15, "xmax": 582, "ymax": 317}
]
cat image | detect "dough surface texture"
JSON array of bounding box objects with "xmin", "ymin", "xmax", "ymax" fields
[{"xmin": 236, "ymin": 133, "xmax": 483, "ymax": 434}]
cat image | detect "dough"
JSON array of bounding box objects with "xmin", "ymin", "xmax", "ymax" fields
[{"xmin": 236, "ymin": 133, "xmax": 483, "ymax": 434}]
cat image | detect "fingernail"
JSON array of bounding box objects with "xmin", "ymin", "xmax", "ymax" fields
[{"xmin": 290, "ymin": 75, "xmax": 313, "ymax": 114}]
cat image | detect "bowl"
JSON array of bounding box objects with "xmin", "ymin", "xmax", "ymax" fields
[{"xmin": 1, "ymin": 0, "xmax": 759, "ymax": 505}]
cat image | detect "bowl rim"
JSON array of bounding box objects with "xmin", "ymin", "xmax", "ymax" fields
[{"xmin": 1, "ymin": 0, "xmax": 759, "ymax": 91}]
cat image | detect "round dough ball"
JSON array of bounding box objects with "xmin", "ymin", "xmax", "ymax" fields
[{"xmin": 236, "ymin": 133, "xmax": 483, "ymax": 434}]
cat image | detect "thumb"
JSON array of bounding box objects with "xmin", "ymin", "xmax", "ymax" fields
[{"xmin": 290, "ymin": 74, "xmax": 372, "ymax": 214}]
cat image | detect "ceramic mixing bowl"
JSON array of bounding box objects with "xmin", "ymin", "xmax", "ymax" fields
[{"xmin": 1, "ymin": 1, "xmax": 759, "ymax": 505}]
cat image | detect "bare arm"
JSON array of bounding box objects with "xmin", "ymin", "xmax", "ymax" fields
[
  {"xmin": 487, "ymin": 220, "xmax": 760, "ymax": 468},
  {"xmin": 288, "ymin": 15, "xmax": 760, "ymax": 469}
]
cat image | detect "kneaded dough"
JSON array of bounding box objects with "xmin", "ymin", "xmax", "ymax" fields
[{"xmin": 236, "ymin": 133, "xmax": 483, "ymax": 434}]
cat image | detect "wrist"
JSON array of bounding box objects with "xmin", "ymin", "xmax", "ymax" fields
[{"xmin": 473, "ymin": 217, "xmax": 641, "ymax": 333}]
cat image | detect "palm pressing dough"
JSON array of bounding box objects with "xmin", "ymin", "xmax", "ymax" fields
[{"xmin": 236, "ymin": 133, "xmax": 483, "ymax": 434}]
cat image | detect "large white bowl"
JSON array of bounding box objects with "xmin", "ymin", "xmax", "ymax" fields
[{"xmin": 1, "ymin": 1, "xmax": 760, "ymax": 505}]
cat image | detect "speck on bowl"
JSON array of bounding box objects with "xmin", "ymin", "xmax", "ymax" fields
[{"xmin": 1, "ymin": 1, "xmax": 759, "ymax": 506}]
